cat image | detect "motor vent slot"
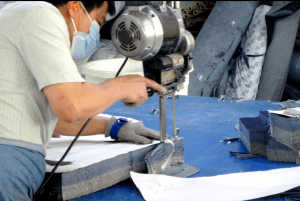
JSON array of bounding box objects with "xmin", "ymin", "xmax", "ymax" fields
[{"xmin": 130, "ymin": 22, "xmax": 141, "ymax": 41}]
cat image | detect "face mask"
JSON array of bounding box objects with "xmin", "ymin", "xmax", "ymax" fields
[{"xmin": 70, "ymin": 2, "xmax": 100, "ymax": 59}]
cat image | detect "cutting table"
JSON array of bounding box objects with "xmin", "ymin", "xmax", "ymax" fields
[{"xmin": 70, "ymin": 95, "xmax": 297, "ymax": 201}]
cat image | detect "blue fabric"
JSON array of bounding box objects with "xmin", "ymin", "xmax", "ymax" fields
[
  {"xmin": 0, "ymin": 137, "xmax": 46, "ymax": 157},
  {"xmin": 0, "ymin": 145, "xmax": 45, "ymax": 201},
  {"xmin": 110, "ymin": 118, "xmax": 128, "ymax": 139}
]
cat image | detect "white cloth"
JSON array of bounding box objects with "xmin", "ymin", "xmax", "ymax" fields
[
  {"xmin": 131, "ymin": 166, "xmax": 300, "ymax": 201},
  {"xmin": 0, "ymin": 1, "xmax": 85, "ymax": 151},
  {"xmin": 225, "ymin": 5, "xmax": 271, "ymax": 100}
]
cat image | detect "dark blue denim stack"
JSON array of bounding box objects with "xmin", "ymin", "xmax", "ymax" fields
[
  {"xmin": 40, "ymin": 139, "xmax": 185, "ymax": 200},
  {"xmin": 267, "ymin": 134, "xmax": 298, "ymax": 163},
  {"xmin": 238, "ymin": 111, "xmax": 299, "ymax": 163},
  {"xmin": 239, "ymin": 117, "xmax": 268, "ymax": 157},
  {"xmin": 268, "ymin": 113, "xmax": 300, "ymax": 163}
]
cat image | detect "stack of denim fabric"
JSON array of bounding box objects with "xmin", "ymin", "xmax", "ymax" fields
[
  {"xmin": 239, "ymin": 117, "xmax": 268, "ymax": 157},
  {"xmin": 41, "ymin": 137, "xmax": 184, "ymax": 200},
  {"xmin": 238, "ymin": 110, "xmax": 300, "ymax": 163},
  {"xmin": 268, "ymin": 113, "xmax": 300, "ymax": 162}
]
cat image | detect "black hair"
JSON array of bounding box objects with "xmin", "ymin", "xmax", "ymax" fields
[{"xmin": 45, "ymin": 1, "xmax": 116, "ymax": 16}]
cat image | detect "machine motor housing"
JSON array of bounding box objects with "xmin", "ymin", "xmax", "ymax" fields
[{"xmin": 111, "ymin": 3, "xmax": 194, "ymax": 92}]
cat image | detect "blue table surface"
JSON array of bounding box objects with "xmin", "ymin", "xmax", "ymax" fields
[{"xmin": 71, "ymin": 95, "xmax": 297, "ymax": 201}]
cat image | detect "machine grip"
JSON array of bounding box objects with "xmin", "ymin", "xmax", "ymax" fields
[
  {"xmin": 147, "ymin": 87, "xmax": 155, "ymax": 97},
  {"xmin": 123, "ymin": 88, "xmax": 154, "ymax": 107}
]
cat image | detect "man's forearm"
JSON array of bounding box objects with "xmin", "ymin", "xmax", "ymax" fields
[
  {"xmin": 53, "ymin": 116, "xmax": 109, "ymax": 136},
  {"xmin": 43, "ymin": 78, "xmax": 124, "ymax": 123},
  {"xmin": 43, "ymin": 75, "xmax": 165, "ymax": 123}
]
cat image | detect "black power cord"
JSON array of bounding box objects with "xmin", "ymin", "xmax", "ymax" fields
[
  {"xmin": 115, "ymin": 57, "xmax": 128, "ymax": 77},
  {"xmin": 33, "ymin": 57, "xmax": 128, "ymax": 200},
  {"xmin": 33, "ymin": 118, "xmax": 92, "ymax": 200}
]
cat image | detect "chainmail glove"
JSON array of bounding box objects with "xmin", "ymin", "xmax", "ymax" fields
[{"xmin": 105, "ymin": 116, "xmax": 160, "ymax": 144}]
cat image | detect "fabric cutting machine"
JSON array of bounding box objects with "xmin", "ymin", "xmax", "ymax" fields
[{"xmin": 111, "ymin": 1, "xmax": 195, "ymax": 142}]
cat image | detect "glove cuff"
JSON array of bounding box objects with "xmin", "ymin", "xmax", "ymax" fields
[{"xmin": 104, "ymin": 117, "xmax": 128, "ymax": 139}]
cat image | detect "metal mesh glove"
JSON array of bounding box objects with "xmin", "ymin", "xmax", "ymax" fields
[{"xmin": 104, "ymin": 116, "xmax": 160, "ymax": 144}]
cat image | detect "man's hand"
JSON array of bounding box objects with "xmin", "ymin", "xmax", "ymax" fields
[
  {"xmin": 105, "ymin": 75, "xmax": 166, "ymax": 108},
  {"xmin": 105, "ymin": 116, "xmax": 160, "ymax": 144}
]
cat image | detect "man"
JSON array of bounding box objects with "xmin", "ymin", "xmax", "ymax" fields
[
  {"xmin": 71, "ymin": 1, "xmax": 127, "ymax": 75},
  {"xmin": 0, "ymin": 1, "xmax": 165, "ymax": 200}
]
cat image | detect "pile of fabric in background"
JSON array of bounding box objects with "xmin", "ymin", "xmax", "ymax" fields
[
  {"xmin": 284, "ymin": 44, "xmax": 300, "ymax": 101},
  {"xmin": 182, "ymin": 1, "xmax": 215, "ymax": 38},
  {"xmin": 188, "ymin": 1, "xmax": 300, "ymax": 103}
]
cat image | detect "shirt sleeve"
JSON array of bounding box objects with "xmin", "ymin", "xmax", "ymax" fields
[{"xmin": 18, "ymin": 4, "xmax": 85, "ymax": 91}]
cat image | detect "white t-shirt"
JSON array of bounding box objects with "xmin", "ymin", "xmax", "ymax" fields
[{"xmin": 0, "ymin": 1, "xmax": 85, "ymax": 156}]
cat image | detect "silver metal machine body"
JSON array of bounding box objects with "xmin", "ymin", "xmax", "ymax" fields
[{"xmin": 111, "ymin": 1, "xmax": 195, "ymax": 142}]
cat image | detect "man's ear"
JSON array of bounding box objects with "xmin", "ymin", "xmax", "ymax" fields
[{"xmin": 67, "ymin": 1, "xmax": 79, "ymax": 18}]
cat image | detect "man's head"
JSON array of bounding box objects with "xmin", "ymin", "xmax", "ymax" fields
[{"xmin": 46, "ymin": 1, "xmax": 116, "ymax": 40}]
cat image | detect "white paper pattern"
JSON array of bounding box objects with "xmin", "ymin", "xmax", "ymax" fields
[
  {"xmin": 131, "ymin": 167, "xmax": 300, "ymax": 201},
  {"xmin": 268, "ymin": 107, "xmax": 300, "ymax": 118}
]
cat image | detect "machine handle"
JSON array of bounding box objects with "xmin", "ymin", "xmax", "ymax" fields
[
  {"xmin": 123, "ymin": 88, "xmax": 154, "ymax": 106},
  {"xmin": 147, "ymin": 87, "xmax": 155, "ymax": 97}
]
